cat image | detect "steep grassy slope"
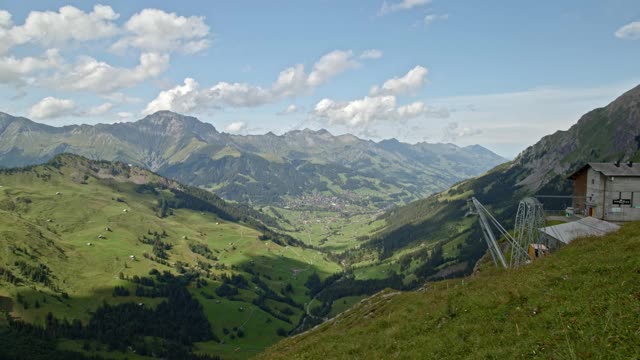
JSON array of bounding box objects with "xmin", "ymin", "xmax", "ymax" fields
[
  {"xmin": 260, "ymin": 222, "xmax": 640, "ymax": 359},
  {"xmin": 0, "ymin": 111, "xmax": 505, "ymax": 206},
  {"xmin": 0, "ymin": 154, "xmax": 341, "ymax": 359}
]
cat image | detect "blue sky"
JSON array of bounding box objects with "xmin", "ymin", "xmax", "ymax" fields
[{"xmin": 1, "ymin": 0, "xmax": 639, "ymax": 157}]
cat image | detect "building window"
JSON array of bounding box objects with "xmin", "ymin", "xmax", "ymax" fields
[{"xmin": 592, "ymin": 179, "xmax": 595, "ymax": 185}]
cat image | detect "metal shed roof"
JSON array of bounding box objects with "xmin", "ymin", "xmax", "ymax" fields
[
  {"xmin": 568, "ymin": 162, "xmax": 640, "ymax": 179},
  {"xmin": 539, "ymin": 217, "xmax": 620, "ymax": 245}
]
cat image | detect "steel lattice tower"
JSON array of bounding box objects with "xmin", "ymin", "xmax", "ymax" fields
[
  {"xmin": 467, "ymin": 197, "xmax": 545, "ymax": 269},
  {"xmin": 510, "ymin": 197, "xmax": 546, "ymax": 268}
]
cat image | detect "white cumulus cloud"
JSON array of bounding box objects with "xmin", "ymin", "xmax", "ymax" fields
[
  {"xmin": 379, "ymin": 0, "xmax": 431, "ymax": 15},
  {"xmin": 615, "ymin": 21, "xmax": 640, "ymax": 40},
  {"xmin": 370, "ymin": 65, "xmax": 428, "ymax": 96},
  {"xmin": 306, "ymin": 50, "xmax": 359, "ymax": 88},
  {"xmin": 442, "ymin": 122, "xmax": 482, "ymax": 142},
  {"xmin": 424, "ymin": 13, "xmax": 449, "ymax": 26},
  {"xmin": 285, "ymin": 104, "xmax": 298, "ymax": 113},
  {"xmin": 85, "ymin": 102, "xmax": 113, "ymax": 116},
  {"xmin": 117, "ymin": 112, "xmax": 133, "ymax": 120},
  {"xmin": 360, "ymin": 49, "xmax": 383, "ymax": 59},
  {"xmin": 277, "ymin": 104, "xmax": 299, "ymax": 115},
  {"xmin": 0, "ymin": 49, "xmax": 62, "ymax": 85},
  {"xmin": 111, "ymin": 8, "xmax": 210, "ymax": 54},
  {"xmin": 313, "ymin": 95, "xmax": 430, "ymax": 128},
  {"xmin": 225, "ymin": 121, "xmax": 247, "ymax": 133},
  {"xmin": 0, "ymin": 5, "xmax": 119, "ymax": 55},
  {"xmin": 143, "ymin": 50, "xmax": 360, "ymax": 114},
  {"xmin": 28, "ymin": 96, "xmax": 76, "ymax": 119},
  {"xmin": 46, "ymin": 52, "xmax": 169, "ymax": 93}
]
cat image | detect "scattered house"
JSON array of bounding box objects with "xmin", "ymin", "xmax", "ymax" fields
[
  {"xmin": 182, "ymin": 235, "xmax": 188, "ymax": 239},
  {"xmin": 46, "ymin": 219, "xmax": 53, "ymax": 222},
  {"xmin": 105, "ymin": 227, "xmax": 112, "ymax": 232},
  {"xmin": 539, "ymin": 217, "xmax": 620, "ymax": 249},
  {"xmin": 97, "ymin": 234, "xmax": 106, "ymax": 239},
  {"xmin": 129, "ymin": 255, "xmax": 136, "ymax": 260},
  {"xmin": 568, "ymin": 161, "xmax": 640, "ymax": 221},
  {"xmin": 123, "ymin": 209, "xmax": 129, "ymax": 212},
  {"xmin": 56, "ymin": 192, "xmax": 61, "ymax": 195},
  {"xmin": 86, "ymin": 242, "xmax": 92, "ymax": 246}
]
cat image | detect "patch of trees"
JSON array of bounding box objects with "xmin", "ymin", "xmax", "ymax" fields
[
  {"xmin": 251, "ymin": 295, "xmax": 292, "ymax": 324},
  {"xmin": 398, "ymin": 247, "xmax": 430, "ymax": 272},
  {"xmin": 139, "ymin": 231, "xmax": 172, "ymax": 260},
  {"xmin": 134, "ymin": 184, "xmax": 158, "ymax": 195},
  {"xmin": 257, "ymin": 230, "xmax": 307, "ymax": 248},
  {"xmin": 8, "ymin": 286, "xmax": 217, "ymax": 358},
  {"xmin": 252, "ymin": 275, "xmax": 301, "ymax": 309},
  {"xmin": 111, "ymin": 286, "xmax": 130, "ymax": 297},
  {"xmin": 0, "ymin": 326, "xmax": 102, "ymax": 360},
  {"xmin": 222, "ymin": 326, "xmax": 245, "ymax": 340},
  {"xmin": 7, "ymin": 269, "xmax": 219, "ymax": 359},
  {"xmin": 157, "ymin": 198, "xmax": 172, "ymax": 218},
  {"xmin": 89, "ymin": 284, "xmax": 214, "ymax": 346},
  {"xmin": 214, "ymin": 283, "xmax": 238, "ymax": 297},
  {"xmin": 189, "ymin": 242, "xmax": 218, "ymax": 261},
  {"xmin": 312, "ymin": 272, "xmax": 405, "ymax": 304},
  {"xmin": 14, "ymin": 261, "xmax": 53, "ymax": 288},
  {"xmin": 309, "ymin": 301, "xmax": 331, "ymax": 318},
  {"xmin": 305, "ymin": 272, "xmax": 341, "ymax": 298},
  {"xmin": 214, "ymin": 273, "xmax": 248, "ymax": 298},
  {"xmin": 268, "ymin": 207, "xmax": 292, "ymax": 226},
  {"xmin": 304, "ymin": 272, "xmax": 322, "ymax": 296},
  {"xmin": 413, "ymin": 243, "xmax": 445, "ymax": 279},
  {"xmin": 220, "ymin": 273, "xmax": 248, "ymax": 288},
  {"xmin": 0, "ymin": 266, "xmax": 20, "ymax": 284}
]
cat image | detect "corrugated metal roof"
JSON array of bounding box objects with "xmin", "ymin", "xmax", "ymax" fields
[
  {"xmin": 588, "ymin": 162, "xmax": 640, "ymax": 176},
  {"xmin": 539, "ymin": 217, "xmax": 620, "ymax": 245},
  {"xmin": 568, "ymin": 162, "xmax": 640, "ymax": 179}
]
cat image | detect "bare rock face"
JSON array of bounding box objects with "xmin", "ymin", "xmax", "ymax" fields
[{"xmin": 514, "ymin": 84, "xmax": 640, "ymax": 192}]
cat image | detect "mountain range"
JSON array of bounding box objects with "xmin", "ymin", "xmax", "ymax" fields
[{"xmin": 0, "ymin": 111, "xmax": 506, "ymax": 206}]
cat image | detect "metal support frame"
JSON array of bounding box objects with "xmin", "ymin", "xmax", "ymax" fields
[
  {"xmin": 511, "ymin": 197, "xmax": 546, "ymax": 268},
  {"xmin": 467, "ymin": 197, "xmax": 533, "ymax": 269}
]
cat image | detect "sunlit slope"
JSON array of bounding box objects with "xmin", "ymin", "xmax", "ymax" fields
[
  {"xmin": 260, "ymin": 222, "xmax": 640, "ymax": 359},
  {"xmin": 0, "ymin": 154, "xmax": 340, "ymax": 359}
]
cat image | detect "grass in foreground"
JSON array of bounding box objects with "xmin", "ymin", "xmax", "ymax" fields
[{"xmin": 259, "ymin": 222, "xmax": 640, "ymax": 359}]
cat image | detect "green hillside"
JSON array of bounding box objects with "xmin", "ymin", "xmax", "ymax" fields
[
  {"xmin": 338, "ymin": 83, "xmax": 640, "ymax": 285},
  {"xmin": 0, "ymin": 154, "xmax": 341, "ymax": 359},
  {"xmin": 260, "ymin": 222, "xmax": 640, "ymax": 359}
]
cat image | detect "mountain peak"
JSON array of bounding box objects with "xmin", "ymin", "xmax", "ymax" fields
[
  {"xmin": 138, "ymin": 111, "xmax": 218, "ymax": 134},
  {"xmin": 285, "ymin": 128, "xmax": 334, "ymax": 137}
]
